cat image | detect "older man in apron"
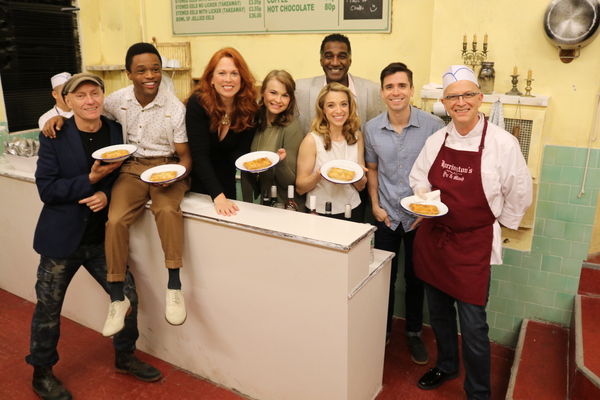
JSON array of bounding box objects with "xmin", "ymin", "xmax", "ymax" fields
[{"xmin": 409, "ymin": 66, "xmax": 533, "ymax": 400}]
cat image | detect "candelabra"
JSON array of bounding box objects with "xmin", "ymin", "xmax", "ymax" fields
[
  {"xmin": 523, "ymin": 78, "xmax": 535, "ymax": 97},
  {"xmin": 462, "ymin": 34, "xmax": 488, "ymax": 69},
  {"xmin": 506, "ymin": 75, "xmax": 523, "ymax": 96}
]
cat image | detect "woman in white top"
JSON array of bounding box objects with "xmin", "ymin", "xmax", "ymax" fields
[{"xmin": 296, "ymin": 82, "xmax": 367, "ymax": 221}]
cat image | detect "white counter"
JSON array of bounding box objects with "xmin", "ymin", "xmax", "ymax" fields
[{"xmin": 0, "ymin": 164, "xmax": 392, "ymax": 400}]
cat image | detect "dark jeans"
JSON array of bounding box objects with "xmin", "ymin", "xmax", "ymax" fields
[
  {"xmin": 374, "ymin": 221, "xmax": 424, "ymax": 334},
  {"xmin": 424, "ymin": 282, "xmax": 491, "ymax": 400},
  {"xmin": 26, "ymin": 243, "xmax": 139, "ymax": 367}
]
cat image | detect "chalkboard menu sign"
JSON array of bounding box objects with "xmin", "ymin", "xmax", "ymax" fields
[
  {"xmin": 344, "ymin": 0, "xmax": 383, "ymax": 20},
  {"xmin": 172, "ymin": 0, "xmax": 390, "ymax": 35}
]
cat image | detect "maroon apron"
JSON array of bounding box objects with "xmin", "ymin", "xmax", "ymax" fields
[{"xmin": 414, "ymin": 119, "xmax": 495, "ymax": 306}]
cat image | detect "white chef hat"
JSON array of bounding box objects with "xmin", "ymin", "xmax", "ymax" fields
[
  {"xmin": 442, "ymin": 65, "xmax": 478, "ymax": 91},
  {"xmin": 51, "ymin": 72, "xmax": 72, "ymax": 89}
]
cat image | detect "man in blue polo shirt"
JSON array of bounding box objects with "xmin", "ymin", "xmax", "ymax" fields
[{"xmin": 364, "ymin": 62, "xmax": 444, "ymax": 363}]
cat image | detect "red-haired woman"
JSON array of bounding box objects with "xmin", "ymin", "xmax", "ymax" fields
[{"xmin": 186, "ymin": 47, "xmax": 259, "ymax": 216}]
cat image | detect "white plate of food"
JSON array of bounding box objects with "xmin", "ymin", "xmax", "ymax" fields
[
  {"xmin": 140, "ymin": 164, "xmax": 186, "ymax": 184},
  {"xmin": 92, "ymin": 144, "xmax": 137, "ymax": 163},
  {"xmin": 400, "ymin": 197, "xmax": 449, "ymax": 218},
  {"xmin": 235, "ymin": 151, "xmax": 280, "ymax": 173},
  {"xmin": 320, "ymin": 159, "xmax": 364, "ymax": 184}
]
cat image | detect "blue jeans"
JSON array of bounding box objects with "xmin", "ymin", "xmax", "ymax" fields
[
  {"xmin": 374, "ymin": 221, "xmax": 424, "ymax": 334},
  {"xmin": 424, "ymin": 281, "xmax": 491, "ymax": 400},
  {"xmin": 25, "ymin": 243, "xmax": 139, "ymax": 367}
]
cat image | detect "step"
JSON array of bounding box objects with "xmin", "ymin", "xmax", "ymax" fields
[
  {"xmin": 506, "ymin": 319, "xmax": 568, "ymax": 400},
  {"xmin": 578, "ymin": 262, "xmax": 600, "ymax": 297},
  {"xmin": 570, "ymin": 295, "xmax": 600, "ymax": 399}
]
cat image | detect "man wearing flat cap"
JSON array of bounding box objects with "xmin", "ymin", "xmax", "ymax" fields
[
  {"xmin": 38, "ymin": 72, "xmax": 74, "ymax": 130},
  {"xmin": 27, "ymin": 73, "xmax": 160, "ymax": 400},
  {"xmin": 409, "ymin": 65, "xmax": 532, "ymax": 400}
]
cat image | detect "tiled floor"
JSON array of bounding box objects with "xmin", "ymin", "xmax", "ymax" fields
[{"xmin": 0, "ymin": 288, "xmax": 514, "ymax": 399}]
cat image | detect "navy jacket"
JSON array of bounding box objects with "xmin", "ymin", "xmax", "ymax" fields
[{"xmin": 33, "ymin": 116, "xmax": 123, "ymax": 258}]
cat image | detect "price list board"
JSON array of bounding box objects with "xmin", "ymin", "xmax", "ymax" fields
[{"xmin": 172, "ymin": 0, "xmax": 390, "ymax": 35}]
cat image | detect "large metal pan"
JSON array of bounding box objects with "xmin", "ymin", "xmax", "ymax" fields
[{"xmin": 544, "ymin": 0, "xmax": 600, "ymax": 61}]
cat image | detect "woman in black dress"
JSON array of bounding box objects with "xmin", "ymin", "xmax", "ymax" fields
[{"xmin": 186, "ymin": 47, "xmax": 258, "ymax": 216}]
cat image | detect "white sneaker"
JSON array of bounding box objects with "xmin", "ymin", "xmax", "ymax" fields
[
  {"xmin": 165, "ymin": 289, "xmax": 186, "ymax": 326},
  {"xmin": 102, "ymin": 297, "xmax": 130, "ymax": 337}
]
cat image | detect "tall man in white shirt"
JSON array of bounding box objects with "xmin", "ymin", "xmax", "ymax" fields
[
  {"xmin": 101, "ymin": 43, "xmax": 192, "ymax": 334},
  {"xmin": 364, "ymin": 62, "xmax": 444, "ymax": 363},
  {"xmin": 410, "ymin": 66, "xmax": 532, "ymax": 400}
]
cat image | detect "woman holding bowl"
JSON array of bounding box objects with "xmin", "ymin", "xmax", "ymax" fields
[
  {"xmin": 186, "ymin": 47, "xmax": 258, "ymax": 216},
  {"xmin": 296, "ymin": 82, "xmax": 367, "ymax": 221},
  {"xmin": 241, "ymin": 70, "xmax": 305, "ymax": 211}
]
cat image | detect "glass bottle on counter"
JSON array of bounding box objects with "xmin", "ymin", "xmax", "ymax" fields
[
  {"xmin": 344, "ymin": 204, "xmax": 352, "ymax": 220},
  {"xmin": 285, "ymin": 185, "xmax": 299, "ymax": 211},
  {"xmin": 269, "ymin": 185, "xmax": 283, "ymax": 208},
  {"xmin": 261, "ymin": 189, "xmax": 271, "ymax": 206},
  {"xmin": 325, "ymin": 201, "xmax": 332, "ymax": 216},
  {"xmin": 308, "ymin": 195, "xmax": 318, "ymax": 215}
]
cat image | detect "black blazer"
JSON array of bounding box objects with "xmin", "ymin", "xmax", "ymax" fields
[{"xmin": 33, "ymin": 116, "xmax": 123, "ymax": 258}]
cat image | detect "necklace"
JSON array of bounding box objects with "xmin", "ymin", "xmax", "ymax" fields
[{"xmin": 221, "ymin": 114, "xmax": 230, "ymax": 125}]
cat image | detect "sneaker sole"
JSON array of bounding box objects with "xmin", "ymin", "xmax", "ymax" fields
[
  {"xmin": 411, "ymin": 355, "xmax": 429, "ymax": 365},
  {"xmin": 165, "ymin": 314, "xmax": 187, "ymax": 326}
]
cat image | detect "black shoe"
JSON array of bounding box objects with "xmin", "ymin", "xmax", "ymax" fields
[
  {"xmin": 32, "ymin": 366, "xmax": 73, "ymax": 400},
  {"xmin": 407, "ymin": 335, "xmax": 429, "ymax": 364},
  {"xmin": 417, "ymin": 367, "xmax": 459, "ymax": 390},
  {"xmin": 115, "ymin": 351, "xmax": 162, "ymax": 382}
]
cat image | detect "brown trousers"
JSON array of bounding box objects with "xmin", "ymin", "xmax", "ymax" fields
[{"xmin": 106, "ymin": 157, "xmax": 191, "ymax": 282}]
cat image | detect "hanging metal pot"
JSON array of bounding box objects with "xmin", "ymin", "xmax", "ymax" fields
[{"xmin": 543, "ymin": 0, "xmax": 600, "ymax": 63}]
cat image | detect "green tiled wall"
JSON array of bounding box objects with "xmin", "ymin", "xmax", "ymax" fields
[{"xmin": 487, "ymin": 145, "xmax": 597, "ymax": 346}]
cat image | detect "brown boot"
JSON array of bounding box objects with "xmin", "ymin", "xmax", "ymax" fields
[{"xmin": 32, "ymin": 366, "xmax": 72, "ymax": 400}]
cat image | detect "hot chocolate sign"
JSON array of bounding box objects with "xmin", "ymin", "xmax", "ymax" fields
[{"xmin": 172, "ymin": 0, "xmax": 390, "ymax": 35}]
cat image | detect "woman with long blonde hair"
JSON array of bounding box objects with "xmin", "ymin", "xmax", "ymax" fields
[
  {"xmin": 186, "ymin": 47, "xmax": 259, "ymax": 216},
  {"xmin": 295, "ymin": 82, "xmax": 367, "ymax": 220}
]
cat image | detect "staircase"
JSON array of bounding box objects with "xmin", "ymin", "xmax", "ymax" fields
[{"xmin": 506, "ymin": 262, "xmax": 600, "ymax": 399}]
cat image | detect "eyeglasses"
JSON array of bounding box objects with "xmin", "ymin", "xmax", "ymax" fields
[{"xmin": 444, "ymin": 92, "xmax": 480, "ymax": 102}]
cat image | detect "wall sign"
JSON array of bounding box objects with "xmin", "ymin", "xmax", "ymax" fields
[{"xmin": 172, "ymin": 0, "xmax": 390, "ymax": 35}]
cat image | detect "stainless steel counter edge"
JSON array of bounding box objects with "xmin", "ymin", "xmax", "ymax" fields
[
  {"xmin": 0, "ymin": 164, "xmax": 35, "ymax": 183},
  {"xmin": 176, "ymin": 193, "xmax": 376, "ymax": 251},
  {"xmin": 348, "ymin": 250, "xmax": 395, "ymax": 300}
]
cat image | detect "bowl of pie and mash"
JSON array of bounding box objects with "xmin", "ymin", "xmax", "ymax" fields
[
  {"xmin": 235, "ymin": 151, "xmax": 280, "ymax": 173},
  {"xmin": 320, "ymin": 159, "xmax": 363, "ymax": 185}
]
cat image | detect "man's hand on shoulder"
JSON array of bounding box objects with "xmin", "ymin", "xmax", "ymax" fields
[{"xmin": 42, "ymin": 116, "xmax": 67, "ymax": 139}]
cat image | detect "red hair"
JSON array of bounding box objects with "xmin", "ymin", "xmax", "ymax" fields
[{"xmin": 189, "ymin": 47, "xmax": 258, "ymax": 132}]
